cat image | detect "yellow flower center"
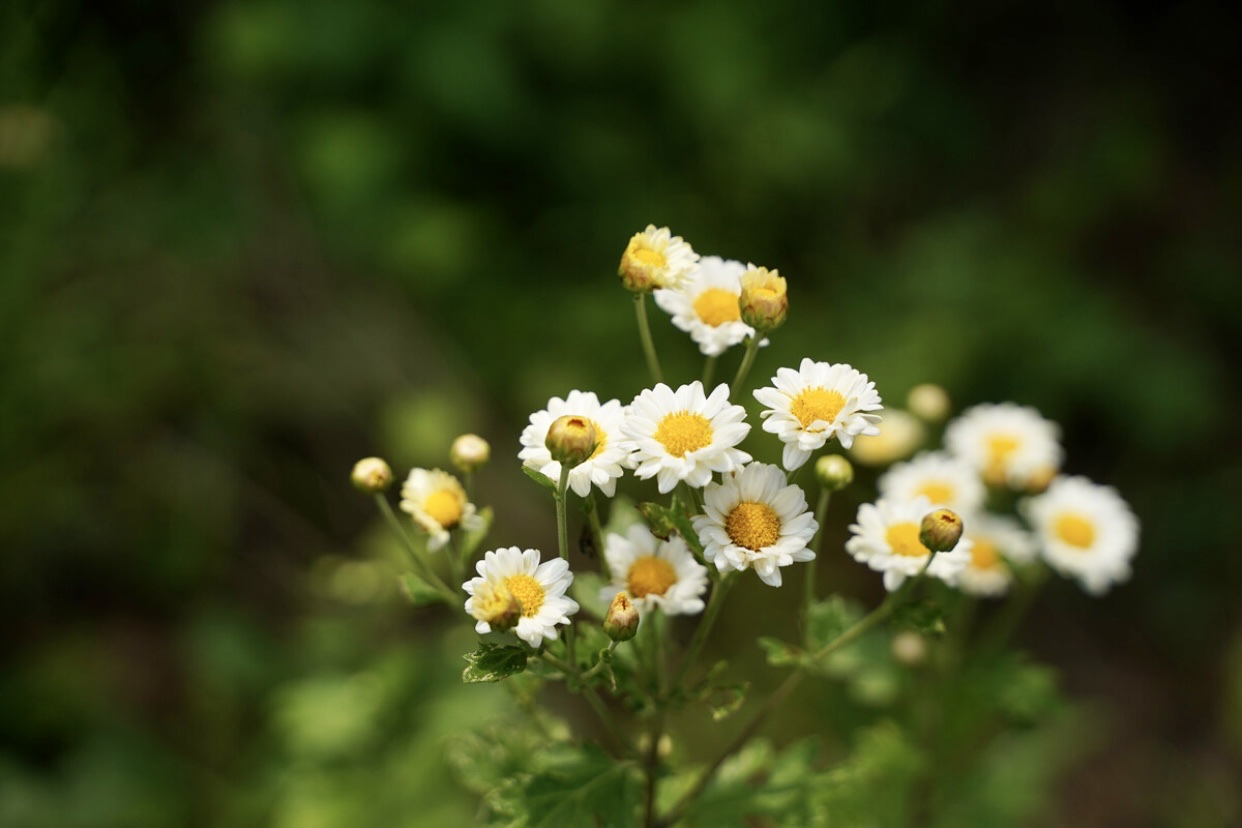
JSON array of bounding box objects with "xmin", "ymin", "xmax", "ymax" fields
[
  {"xmin": 885, "ymin": 522, "xmax": 930, "ymax": 558},
  {"xmin": 693, "ymin": 288, "xmax": 742, "ymax": 326},
  {"xmin": 915, "ymin": 481, "xmax": 954, "ymax": 505},
  {"xmin": 1054, "ymin": 513, "xmax": 1096, "ymax": 549},
  {"xmin": 423, "ymin": 489, "xmax": 464, "ymax": 528},
  {"xmin": 789, "ymin": 387, "xmax": 846, "ymax": 430},
  {"xmin": 970, "ymin": 539, "xmax": 1001, "ymax": 570},
  {"xmin": 503, "ymin": 573, "xmax": 546, "ymax": 617},
  {"xmin": 633, "ymin": 247, "xmax": 666, "ymax": 268},
  {"xmin": 627, "ymin": 555, "xmax": 678, "ymax": 598},
  {"xmin": 984, "ymin": 433, "xmax": 1020, "ymax": 484},
  {"xmin": 726, "ymin": 501, "xmax": 782, "ymax": 551},
  {"xmin": 654, "ymin": 411, "xmax": 713, "ymax": 457}
]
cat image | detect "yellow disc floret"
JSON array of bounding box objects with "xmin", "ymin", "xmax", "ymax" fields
[
  {"xmin": 726, "ymin": 501, "xmax": 782, "ymax": 551},
  {"xmin": 654, "ymin": 411, "xmax": 713, "ymax": 457},
  {"xmin": 885, "ymin": 522, "xmax": 930, "ymax": 558},
  {"xmin": 423, "ymin": 489, "xmax": 464, "ymax": 528},
  {"xmin": 693, "ymin": 288, "xmax": 742, "ymax": 327},
  {"xmin": 970, "ymin": 539, "xmax": 1001, "ymax": 570},
  {"xmin": 790, "ymin": 387, "xmax": 846, "ymax": 430},
  {"xmin": 504, "ymin": 573, "xmax": 547, "ymax": 617},
  {"xmin": 1054, "ymin": 513, "xmax": 1096, "ymax": 549},
  {"xmin": 915, "ymin": 481, "xmax": 954, "ymax": 506},
  {"xmin": 627, "ymin": 556, "xmax": 678, "ymax": 598}
]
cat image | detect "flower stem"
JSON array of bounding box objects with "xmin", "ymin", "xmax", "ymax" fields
[
  {"xmin": 729, "ymin": 335, "xmax": 761, "ymax": 398},
  {"xmin": 668, "ymin": 571, "xmax": 736, "ymax": 695},
  {"xmin": 803, "ymin": 488, "xmax": 832, "ymax": 622},
  {"xmin": 587, "ymin": 492, "xmax": 607, "ymax": 573},
  {"xmin": 538, "ymin": 650, "xmax": 632, "ymax": 757},
  {"xmin": 701, "ymin": 354, "xmax": 718, "ymax": 387},
  {"xmin": 635, "ymin": 292, "xmax": 663, "ymax": 384},
  {"xmin": 375, "ymin": 495, "xmax": 458, "ymax": 603},
  {"xmin": 554, "ymin": 465, "xmax": 577, "ymax": 666}
]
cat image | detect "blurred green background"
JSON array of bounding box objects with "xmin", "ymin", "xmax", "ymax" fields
[{"xmin": 2, "ymin": 0, "xmax": 1240, "ymax": 825}]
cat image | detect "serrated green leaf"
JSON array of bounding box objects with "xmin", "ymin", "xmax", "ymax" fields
[
  {"xmin": 462, "ymin": 641, "xmax": 529, "ymax": 683},
  {"xmin": 521, "ymin": 746, "xmax": 642, "ymax": 827},
  {"xmin": 461, "ymin": 505, "xmax": 494, "ymax": 558},
  {"xmin": 397, "ymin": 573, "xmax": 446, "ymax": 606},
  {"xmin": 522, "ymin": 465, "xmax": 558, "ymax": 490},
  {"xmin": 891, "ymin": 600, "xmax": 947, "ymax": 636},
  {"xmin": 758, "ymin": 636, "xmax": 806, "ymax": 668}
]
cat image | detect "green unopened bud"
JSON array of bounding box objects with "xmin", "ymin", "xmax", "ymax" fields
[
  {"xmin": 351, "ymin": 457, "xmax": 393, "ymax": 494},
  {"xmin": 814, "ymin": 454, "xmax": 854, "ymax": 491},
  {"xmin": 907, "ymin": 383, "xmax": 951, "ymax": 423},
  {"xmin": 472, "ymin": 581, "xmax": 522, "ymax": 633},
  {"xmin": 545, "ymin": 415, "xmax": 597, "ymax": 468},
  {"xmin": 739, "ymin": 266, "xmax": 788, "ymax": 333},
  {"xmin": 450, "ymin": 433, "xmax": 490, "ymax": 473},
  {"xmin": 919, "ymin": 508, "xmax": 964, "ymax": 553},
  {"xmin": 603, "ymin": 592, "xmax": 640, "ymax": 642}
]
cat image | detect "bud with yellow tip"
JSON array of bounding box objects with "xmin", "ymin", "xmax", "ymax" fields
[
  {"xmin": 450, "ymin": 433, "xmax": 491, "ymax": 473},
  {"xmin": 815, "ymin": 454, "xmax": 854, "ymax": 492},
  {"xmin": 545, "ymin": 415, "xmax": 598, "ymax": 469},
  {"xmin": 351, "ymin": 457, "xmax": 393, "ymax": 494},
  {"xmin": 738, "ymin": 266, "xmax": 788, "ymax": 333},
  {"xmin": 603, "ymin": 592, "xmax": 640, "ymax": 642},
  {"xmin": 919, "ymin": 508, "xmax": 964, "ymax": 553}
]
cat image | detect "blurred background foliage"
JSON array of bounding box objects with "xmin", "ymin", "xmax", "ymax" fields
[{"xmin": 2, "ymin": 0, "xmax": 1240, "ymax": 824}]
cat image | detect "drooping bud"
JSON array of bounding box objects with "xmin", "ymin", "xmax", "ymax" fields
[
  {"xmin": 603, "ymin": 592, "xmax": 640, "ymax": 642},
  {"xmin": 814, "ymin": 454, "xmax": 854, "ymax": 491},
  {"xmin": 450, "ymin": 433, "xmax": 491, "ymax": 473},
  {"xmin": 906, "ymin": 384, "xmax": 951, "ymax": 423},
  {"xmin": 351, "ymin": 457, "xmax": 393, "ymax": 494},
  {"xmin": 919, "ymin": 508, "xmax": 964, "ymax": 553},
  {"xmin": 472, "ymin": 581, "xmax": 523, "ymax": 633},
  {"xmin": 738, "ymin": 265, "xmax": 788, "ymax": 333},
  {"xmin": 545, "ymin": 415, "xmax": 597, "ymax": 469}
]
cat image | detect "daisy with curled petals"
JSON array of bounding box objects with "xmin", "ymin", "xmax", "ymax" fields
[
  {"xmin": 618, "ymin": 224, "xmax": 700, "ymax": 293},
  {"xmin": 944, "ymin": 403, "xmax": 1063, "ymax": 490},
  {"xmin": 754, "ymin": 358, "xmax": 883, "ymax": 471},
  {"xmin": 1023, "ymin": 476, "xmax": 1139, "ymax": 595},
  {"xmin": 845, "ymin": 496, "xmax": 971, "ymax": 592},
  {"xmin": 653, "ymin": 256, "xmax": 761, "ymax": 357},
  {"xmin": 463, "ymin": 547, "xmax": 579, "ymax": 647},
  {"xmin": 519, "ymin": 390, "xmax": 630, "ymax": 498},
  {"xmin": 957, "ymin": 514, "xmax": 1037, "ymax": 598},
  {"xmin": 878, "ymin": 451, "xmax": 986, "ymax": 516},
  {"xmin": 621, "ymin": 381, "xmax": 751, "ymax": 493},
  {"xmin": 400, "ymin": 468, "xmax": 483, "ymax": 551},
  {"xmin": 692, "ymin": 462, "xmax": 818, "ymax": 587},
  {"xmin": 598, "ymin": 524, "xmax": 707, "ymax": 616}
]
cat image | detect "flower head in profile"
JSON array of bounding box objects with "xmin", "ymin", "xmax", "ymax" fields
[
  {"xmin": 845, "ymin": 496, "xmax": 971, "ymax": 592},
  {"xmin": 400, "ymin": 468, "xmax": 482, "ymax": 550},
  {"xmin": 519, "ymin": 390, "xmax": 631, "ymax": 498},
  {"xmin": 621, "ymin": 381, "xmax": 751, "ymax": 493},
  {"xmin": 653, "ymin": 256, "xmax": 762, "ymax": 356},
  {"xmin": 945, "ymin": 403, "xmax": 1062, "ymax": 490},
  {"xmin": 753, "ymin": 358, "xmax": 883, "ymax": 471},
  {"xmin": 692, "ymin": 462, "xmax": 818, "ymax": 587},
  {"xmin": 878, "ymin": 452, "xmax": 986, "ymax": 516},
  {"xmin": 956, "ymin": 513, "xmax": 1038, "ymax": 598},
  {"xmin": 1023, "ymin": 476, "xmax": 1139, "ymax": 595},
  {"xmin": 738, "ymin": 265, "xmax": 788, "ymax": 333},
  {"xmin": 847, "ymin": 409, "xmax": 926, "ymax": 467},
  {"xmin": 599, "ymin": 524, "xmax": 708, "ymax": 616},
  {"xmin": 618, "ymin": 224, "xmax": 699, "ymax": 292},
  {"xmin": 463, "ymin": 547, "xmax": 579, "ymax": 647}
]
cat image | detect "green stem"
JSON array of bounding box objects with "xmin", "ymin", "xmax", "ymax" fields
[
  {"xmin": 375, "ymin": 495, "xmax": 458, "ymax": 603},
  {"xmin": 701, "ymin": 354, "xmax": 718, "ymax": 387},
  {"xmin": 803, "ymin": 488, "xmax": 832, "ymax": 622},
  {"xmin": 979, "ymin": 563, "xmax": 1049, "ymax": 651},
  {"xmin": 587, "ymin": 492, "xmax": 607, "ymax": 573},
  {"xmin": 635, "ymin": 292, "xmax": 663, "ymax": 384},
  {"xmin": 554, "ymin": 465, "xmax": 577, "ymax": 666},
  {"xmin": 729, "ymin": 335, "xmax": 761, "ymax": 398},
  {"xmin": 669, "ymin": 572, "xmax": 736, "ymax": 694},
  {"xmin": 539, "ymin": 651, "xmax": 632, "ymax": 756}
]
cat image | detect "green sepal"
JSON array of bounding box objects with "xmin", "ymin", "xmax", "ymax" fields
[
  {"xmin": 462, "ymin": 641, "xmax": 529, "ymax": 683},
  {"xmin": 890, "ymin": 600, "xmax": 947, "ymax": 637},
  {"xmin": 522, "ymin": 466, "xmax": 558, "ymax": 491}
]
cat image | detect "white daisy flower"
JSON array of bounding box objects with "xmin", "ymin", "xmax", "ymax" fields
[
  {"xmin": 621, "ymin": 381, "xmax": 751, "ymax": 493},
  {"xmin": 944, "ymin": 403, "xmax": 1063, "ymax": 490},
  {"xmin": 847, "ymin": 408, "xmax": 926, "ymax": 467},
  {"xmin": 878, "ymin": 451, "xmax": 986, "ymax": 516},
  {"xmin": 956, "ymin": 514, "xmax": 1034, "ymax": 597},
  {"xmin": 399, "ymin": 468, "xmax": 483, "ymax": 551},
  {"xmin": 618, "ymin": 224, "xmax": 700, "ymax": 292},
  {"xmin": 598, "ymin": 524, "xmax": 707, "ymax": 616},
  {"xmin": 653, "ymin": 256, "xmax": 761, "ymax": 357},
  {"xmin": 1023, "ymin": 476, "xmax": 1139, "ymax": 595},
  {"xmin": 692, "ymin": 462, "xmax": 818, "ymax": 587},
  {"xmin": 753, "ymin": 358, "xmax": 883, "ymax": 471},
  {"xmin": 463, "ymin": 547, "xmax": 580, "ymax": 647},
  {"xmin": 845, "ymin": 496, "xmax": 972, "ymax": 592},
  {"xmin": 519, "ymin": 390, "xmax": 631, "ymax": 498}
]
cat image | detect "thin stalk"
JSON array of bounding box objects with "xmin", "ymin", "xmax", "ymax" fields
[
  {"xmin": 554, "ymin": 465, "xmax": 577, "ymax": 666},
  {"xmin": 587, "ymin": 492, "xmax": 607, "ymax": 574},
  {"xmin": 669, "ymin": 572, "xmax": 736, "ymax": 694},
  {"xmin": 538, "ymin": 651, "xmax": 632, "ymax": 757},
  {"xmin": 375, "ymin": 495, "xmax": 457, "ymax": 603},
  {"xmin": 803, "ymin": 488, "xmax": 832, "ymax": 622},
  {"xmin": 729, "ymin": 335, "xmax": 761, "ymax": 398},
  {"xmin": 701, "ymin": 354, "xmax": 718, "ymax": 387},
  {"xmin": 635, "ymin": 292, "xmax": 663, "ymax": 384},
  {"xmin": 643, "ymin": 611, "xmax": 668, "ymax": 828}
]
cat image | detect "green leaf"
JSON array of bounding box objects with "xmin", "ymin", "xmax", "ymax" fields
[
  {"xmin": 397, "ymin": 573, "xmax": 446, "ymax": 606},
  {"xmin": 891, "ymin": 600, "xmax": 947, "ymax": 637},
  {"xmin": 519, "ymin": 745, "xmax": 642, "ymax": 827},
  {"xmin": 462, "ymin": 641, "xmax": 529, "ymax": 684},
  {"xmin": 806, "ymin": 594, "xmax": 864, "ymax": 651},
  {"xmin": 461, "ymin": 505, "xmax": 494, "ymax": 558},
  {"xmin": 706, "ymin": 681, "xmax": 749, "ymax": 721},
  {"xmin": 809, "ymin": 722, "xmax": 924, "ymax": 827},
  {"xmin": 522, "ymin": 466, "xmax": 558, "ymax": 491},
  {"xmin": 757, "ymin": 636, "xmax": 806, "ymax": 669}
]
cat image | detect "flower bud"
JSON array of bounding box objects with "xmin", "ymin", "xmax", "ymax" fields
[
  {"xmin": 814, "ymin": 454, "xmax": 854, "ymax": 491},
  {"xmin": 472, "ymin": 581, "xmax": 523, "ymax": 633},
  {"xmin": 919, "ymin": 508, "xmax": 964, "ymax": 553},
  {"xmin": 738, "ymin": 266, "xmax": 788, "ymax": 333},
  {"xmin": 907, "ymin": 383, "xmax": 950, "ymax": 423},
  {"xmin": 351, "ymin": 457, "xmax": 393, "ymax": 494},
  {"xmin": 618, "ymin": 225, "xmax": 696, "ymax": 292},
  {"xmin": 450, "ymin": 433, "xmax": 491, "ymax": 473},
  {"xmin": 891, "ymin": 630, "xmax": 928, "ymax": 667},
  {"xmin": 603, "ymin": 592, "xmax": 640, "ymax": 642},
  {"xmin": 545, "ymin": 415, "xmax": 597, "ymax": 469}
]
